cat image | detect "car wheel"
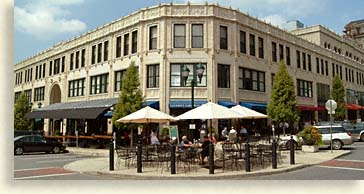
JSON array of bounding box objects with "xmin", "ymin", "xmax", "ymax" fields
[
  {"xmin": 361, "ymin": 134, "xmax": 364, "ymax": 142},
  {"xmin": 52, "ymin": 146, "xmax": 61, "ymax": 154},
  {"xmin": 332, "ymin": 140, "xmax": 343, "ymax": 150},
  {"xmin": 15, "ymin": 147, "xmax": 23, "ymax": 155},
  {"xmin": 285, "ymin": 140, "xmax": 298, "ymax": 150}
]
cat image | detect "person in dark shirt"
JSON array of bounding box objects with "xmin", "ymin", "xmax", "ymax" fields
[{"xmin": 199, "ymin": 136, "xmax": 210, "ymax": 165}]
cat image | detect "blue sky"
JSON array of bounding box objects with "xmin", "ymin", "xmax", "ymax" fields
[{"xmin": 14, "ymin": 0, "xmax": 364, "ymax": 64}]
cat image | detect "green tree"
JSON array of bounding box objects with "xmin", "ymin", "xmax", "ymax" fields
[
  {"xmin": 112, "ymin": 61, "xmax": 144, "ymax": 145},
  {"xmin": 14, "ymin": 92, "xmax": 32, "ymax": 131},
  {"xmin": 331, "ymin": 75, "xmax": 346, "ymax": 120},
  {"xmin": 267, "ymin": 61, "xmax": 299, "ymax": 135}
]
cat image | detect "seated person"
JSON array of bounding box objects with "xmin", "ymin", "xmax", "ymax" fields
[
  {"xmin": 150, "ymin": 131, "xmax": 160, "ymax": 145},
  {"xmin": 180, "ymin": 136, "xmax": 192, "ymax": 150},
  {"xmin": 199, "ymin": 135, "xmax": 210, "ymax": 165}
]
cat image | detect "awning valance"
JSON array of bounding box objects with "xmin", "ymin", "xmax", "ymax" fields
[
  {"xmin": 347, "ymin": 103, "xmax": 362, "ymax": 110},
  {"xmin": 218, "ymin": 100, "xmax": 236, "ymax": 108},
  {"xmin": 240, "ymin": 102, "xmax": 267, "ymax": 110},
  {"xmin": 25, "ymin": 98, "xmax": 118, "ymax": 119},
  {"xmin": 169, "ymin": 100, "xmax": 207, "ymax": 108},
  {"xmin": 142, "ymin": 101, "xmax": 159, "ymax": 109}
]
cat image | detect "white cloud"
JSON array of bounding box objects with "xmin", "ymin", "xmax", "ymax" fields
[
  {"xmin": 186, "ymin": 0, "xmax": 329, "ymax": 26},
  {"xmin": 14, "ymin": 0, "xmax": 87, "ymax": 40},
  {"xmin": 262, "ymin": 14, "xmax": 287, "ymax": 27}
]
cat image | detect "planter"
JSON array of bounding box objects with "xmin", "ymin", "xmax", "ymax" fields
[{"xmin": 302, "ymin": 145, "xmax": 319, "ymax": 153}]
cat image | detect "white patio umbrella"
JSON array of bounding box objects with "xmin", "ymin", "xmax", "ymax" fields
[
  {"xmin": 230, "ymin": 105, "xmax": 268, "ymax": 119},
  {"xmin": 117, "ymin": 106, "xmax": 178, "ymax": 123},
  {"xmin": 176, "ymin": 102, "xmax": 244, "ymax": 120}
]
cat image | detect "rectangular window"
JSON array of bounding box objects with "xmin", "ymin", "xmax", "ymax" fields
[
  {"xmin": 61, "ymin": 56, "xmax": 65, "ymax": 72},
  {"xmin": 92, "ymin": 45, "xmax": 96, "ymax": 64},
  {"xmin": 147, "ymin": 64, "xmax": 160, "ymax": 88},
  {"xmin": 308, "ymin": 54, "xmax": 312, "ymax": 72},
  {"xmin": 240, "ymin": 31, "xmax": 246, "ymax": 54},
  {"xmin": 49, "ymin": 61, "xmax": 52, "ymax": 76},
  {"xmin": 302, "ymin": 52, "xmax": 306, "ymax": 70},
  {"xmin": 90, "ymin": 73, "xmax": 109, "ymax": 95},
  {"xmin": 340, "ymin": 66, "xmax": 343, "ymax": 79},
  {"xmin": 42, "ymin": 63, "xmax": 45, "ymax": 78},
  {"xmin": 114, "ymin": 70, "xmax": 126, "ymax": 92},
  {"xmin": 149, "ymin": 26, "xmax": 157, "ymax": 50},
  {"xmin": 220, "ymin": 26, "xmax": 228, "ymax": 50},
  {"xmin": 34, "ymin": 87, "xmax": 45, "ymax": 101},
  {"xmin": 55, "ymin": 58, "xmax": 60, "ymax": 74},
  {"xmin": 70, "ymin": 53, "xmax": 74, "ymax": 70},
  {"xmin": 81, "ymin": 49, "xmax": 85, "ymax": 67},
  {"xmin": 325, "ymin": 61, "xmax": 328, "ymax": 76},
  {"xmin": 97, "ymin": 43, "xmax": 102, "ymax": 63},
  {"xmin": 68, "ymin": 78, "xmax": 85, "ymax": 97},
  {"xmin": 258, "ymin": 37, "xmax": 264, "ymax": 59},
  {"xmin": 249, "ymin": 34, "xmax": 255, "ymax": 56},
  {"xmin": 35, "ymin": 66, "xmax": 38, "ymax": 80},
  {"xmin": 191, "ymin": 24, "xmax": 203, "ymax": 48},
  {"xmin": 123, "ymin": 33, "xmax": 129, "ymax": 55},
  {"xmin": 30, "ymin": 68, "xmax": 32, "ymax": 81},
  {"xmin": 116, "ymin": 36, "xmax": 122, "ymax": 58},
  {"xmin": 104, "ymin": 41, "xmax": 109, "ymax": 61},
  {"xmin": 174, "ymin": 24, "xmax": 186, "ymax": 48},
  {"xmin": 239, "ymin": 67, "xmax": 265, "ymax": 92},
  {"xmin": 218, "ymin": 64, "xmax": 230, "ymax": 88},
  {"xmin": 75, "ymin": 51, "xmax": 79, "ymax": 69},
  {"xmin": 286, "ymin": 46, "xmax": 291, "ymax": 65},
  {"xmin": 131, "ymin": 31, "xmax": 137, "ymax": 54},
  {"xmin": 25, "ymin": 89, "xmax": 32, "ymax": 103},
  {"xmin": 279, "ymin": 44, "xmax": 284, "ymax": 62},
  {"xmin": 297, "ymin": 79, "xmax": 313, "ymax": 98},
  {"xmin": 14, "ymin": 92, "xmax": 21, "ymax": 102},
  {"xmin": 316, "ymin": 57, "xmax": 320, "ymax": 74},
  {"xmin": 170, "ymin": 63, "xmax": 207, "ymax": 87},
  {"xmin": 296, "ymin": 50, "xmax": 301, "ymax": 68},
  {"xmin": 346, "ymin": 67, "xmax": 348, "ymax": 81},
  {"xmin": 272, "ymin": 42, "xmax": 277, "ymax": 62},
  {"xmin": 321, "ymin": 59, "xmax": 324, "ymax": 75}
]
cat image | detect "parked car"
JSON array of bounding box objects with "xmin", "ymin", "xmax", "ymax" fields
[
  {"xmin": 14, "ymin": 135, "xmax": 66, "ymax": 155},
  {"xmin": 347, "ymin": 122, "xmax": 364, "ymax": 142},
  {"xmin": 14, "ymin": 130, "xmax": 41, "ymax": 137},
  {"xmin": 280, "ymin": 125, "xmax": 353, "ymax": 150},
  {"xmin": 317, "ymin": 121, "xmax": 364, "ymax": 142}
]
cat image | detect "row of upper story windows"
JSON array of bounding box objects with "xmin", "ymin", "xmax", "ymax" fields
[{"xmin": 323, "ymin": 41, "xmax": 364, "ymax": 64}]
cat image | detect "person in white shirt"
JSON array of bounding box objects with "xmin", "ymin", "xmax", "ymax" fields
[
  {"xmin": 150, "ymin": 131, "xmax": 160, "ymax": 145},
  {"xmin": 221, "ymin": 127, "xmax": 229, "ymax": 141},
  {"xmin": 229, "ymin": 126, "xmax": 237, "ymax": 142}
]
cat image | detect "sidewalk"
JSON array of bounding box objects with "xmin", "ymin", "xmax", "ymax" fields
[{"xmin": 64, "ymin": 148, "xmax": 350, "ymax": 179}]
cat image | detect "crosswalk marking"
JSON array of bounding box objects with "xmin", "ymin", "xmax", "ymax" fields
[{"xmin": 14, "ymin": 172, "xmax": 78, "ymax": 180}]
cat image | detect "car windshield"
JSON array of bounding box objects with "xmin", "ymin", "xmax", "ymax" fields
[{"xmin": 14, "ymin": 136, "xmax": 24, "ymax": 141}]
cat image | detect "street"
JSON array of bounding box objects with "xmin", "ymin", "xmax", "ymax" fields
[
  {"xmin": 14, "ymin": 153, "xmax": 116, "ymax": 180},
  {"xmin": 244, "ymin": 141, "xmax": 364, "ymax": 180}
]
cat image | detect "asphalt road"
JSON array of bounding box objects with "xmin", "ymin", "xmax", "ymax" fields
[
  {"xmin": 14, "ymin": 153, "xmax": 117, "ymax": 180},
  {"xmin": 243, "ymin": 141, "xmax": 364, "ymax": 180}
]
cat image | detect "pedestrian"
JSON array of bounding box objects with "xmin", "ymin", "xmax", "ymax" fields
[
  {"xmin": 229, "ymin": 126, "xmax": 237, "ymax": 142},
  {"xmin": 221, "ymin": 127, "xmax": 228, "ymax": 141},
  {"xmin": 239, "ymin": 125, "xmax": 248, "ymax": 142}
]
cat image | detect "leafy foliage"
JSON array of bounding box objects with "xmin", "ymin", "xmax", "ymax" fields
[
  {"xmin": 331, "ymin": 75, "xmax": 346, "ymax": 120},
  {"xmin": 14, "ymin": 92, "xmax": 32, "ymax": 131},
  {"xmin": 267, "ymin": 61, "xmax": 299, "ymax": 131},
  {"xmin": 297, "ymin": 126, "xmax": 323, "ymax": 145},
  {"xmin": 112, "ymin": 61, "xmax": 144, "ymax": 130}
]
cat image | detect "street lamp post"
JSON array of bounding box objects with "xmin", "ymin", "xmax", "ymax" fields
[{"xmin": 182, "ymin": 63, "xmax": 205, "ymax": 141}]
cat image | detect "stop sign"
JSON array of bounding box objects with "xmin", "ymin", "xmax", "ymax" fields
[{"xmin": 325, "ymin": 99, "xmax": 337, "ymax": 114}]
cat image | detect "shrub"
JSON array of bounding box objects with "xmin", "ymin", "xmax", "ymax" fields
[{"xmin": 297, "ymin": 126, "xmax": 323, "ymax": 145}]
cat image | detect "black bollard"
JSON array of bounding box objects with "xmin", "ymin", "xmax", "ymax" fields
[
  {"xmin": 245, "ymin": 142, "xmax": 250, "ymax": 172},
  {"xmin": 290, "ymin": 136, "xmax": 295, "ymax": 165},
  {"xmin": 209, "ymin": 142, "xmax": 214, "ymax": 174},
  {"xmin": 272, "ymin": 139, "xmax": 277, "ymax": 169},
  {"xmin": 170, "ymin": 144, "xmax": 176, "ymax": 174},
  {"xmin": 137, "ymin": 140, "xmax": 142, "ymax": 173},
  {"xmin": 109, "ymin": 140, "xmax": 114, "ymax": 171}
]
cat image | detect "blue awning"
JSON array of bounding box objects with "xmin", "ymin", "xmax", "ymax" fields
[
  {"xmin": 142, "ymin": 101, "xmax": 160, "ymax": 110},
  {"xmin": 104, "ymin": 111, "xmax": 113, "ymax": 118},
  {"xmin": 240, "ymin": 102, "xmax": 267, "ymax": 110},
  {"xmin": 169, "ymin": 100, "xmax": 208, "ymax": 108},
  {"xmin": 218, "ymin": 100, "xmax": 236, "ymax": 108}
]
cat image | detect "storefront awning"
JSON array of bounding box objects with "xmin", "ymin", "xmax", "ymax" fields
[
  {"xmin": 169, "ymin": 100, "xmax": 207, "ymax": 108},
  {"xmin": 347, "ymin": 103, "xmax": 362, "ymax": 110},
  {"xmin": 298, "ymin": 105, "xmax": 318, "ymax": 111},
  {"xmin": 142, "ymin": 100, "xmax": 159, "ymax": 109},
  {"xmin": 26, "ymin": 98, "xmax": 118, "ymax": 119},
  {"xmin": 218, "ymin": 100, "xmax": 236, "ymax": 108},
  {"xmin": 240, "ymin": 102, "xmax": 267, "ymax": 110}
]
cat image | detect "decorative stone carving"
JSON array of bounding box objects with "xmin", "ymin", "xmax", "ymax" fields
[
  {"xmin": 190, "ymin": 7, "xmax": 205, "ymax": 16},
  {"xmin": 173, "ymin": 7, "xmax": 188, "ymax": 15},
  {"xmin": 147, "ymin": 8, "xmax": 159, "ymax": 18}
]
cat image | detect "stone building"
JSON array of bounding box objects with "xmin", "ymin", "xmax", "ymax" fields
[{"xmin": 14, "ymin": 3, "xmax": 364, "ymax": 137}]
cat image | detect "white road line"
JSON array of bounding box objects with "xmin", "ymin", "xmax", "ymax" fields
[
  {"xmin": 14, "ymin": 172, "xmax": 78, "ymax": 180},
  {"xmin": 317, "ymin": 165, "xmax": 364, "ymax": 171},
  {"xmin": 14, "ymin": 167, "xmax": 58, "ymax": 172},
  {"xmin": 335, "ymin": 159, "xmax": 364, "ymax": 163}
]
